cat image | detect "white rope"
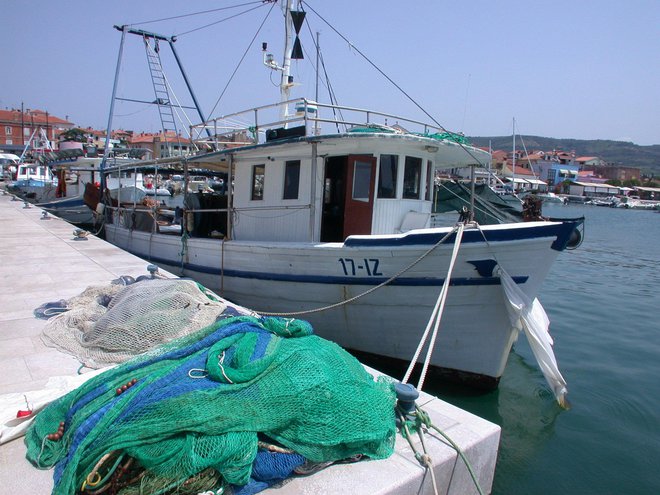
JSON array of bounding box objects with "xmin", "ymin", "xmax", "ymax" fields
[
  {"xmin": 402, "ymin": 223, "xmax": 465, "ymax": 390},
  {"xmin": 258, "ymin": 227, "xmax": 458, "ymax": 317}
]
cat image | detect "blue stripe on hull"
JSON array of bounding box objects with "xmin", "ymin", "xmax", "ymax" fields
[
  {"xmin": 344, "ymin": 220, "xmax": 581, "ymax": 251},
  {"xmin": 127, "ymin": 250, "xmax": 528, "ymax": 287}
]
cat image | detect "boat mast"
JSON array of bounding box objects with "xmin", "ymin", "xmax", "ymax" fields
[
  {"xmin": 263, "ymin": 1, "xmax": 298, "ymax": 123},
  {"xmin": 280, "ymin": 0, "xmax": 295, "ymax": 121},
  {"xmin": 101, "ymin": 25, "xmax": 128, "ymax": 187},
  {"xmin": 512, "ymin": 117, "xmax": 516, "ymax": 193}
]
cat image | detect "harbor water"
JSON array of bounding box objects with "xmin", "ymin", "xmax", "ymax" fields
[{"xmin": 428, "ymin": 203, "xmax": 660, "ymax": 494}]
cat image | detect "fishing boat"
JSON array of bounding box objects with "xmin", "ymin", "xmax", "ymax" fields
[{"xmin": 98, "ymin": 1, "xmax": 583, "ymax": 390}]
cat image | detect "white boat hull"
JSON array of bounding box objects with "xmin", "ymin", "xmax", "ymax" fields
[{"xmin": 104, "ymin": 220, "xmax": 577, "ymax": 386}]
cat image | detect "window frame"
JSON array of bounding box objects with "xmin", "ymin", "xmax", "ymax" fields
[
  {"xmin": 283, "ymin": 160, "xmax": 301, "ymax": 200},
  {"xmin": 402, "ymin": 156, "xmax": 422, "ymax": 199},
  {"xmin": 377, "ymin": 154, "xmax": 398, "ymax": 199},
  {"xmin": 352, "ymin": 160, "xmax": 372, "ymax": 202},
  {"xmin": 251, "ymin": 164, "xmax": 265, "ymax": 201},
  {"xmin": 425, "ymin": 160, "xmax": 433, "ymax": 201}
]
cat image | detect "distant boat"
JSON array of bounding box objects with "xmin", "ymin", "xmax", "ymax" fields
[
  {"xmin": 520, "ymin": 191, "xmax": 568, "ymax": 205},
  {"xmin": 615, "ymin": 196, "xmax": 660, "ymax": 209},
  {"xmin": 585, "ymin": 197, "xmax": 617, "ymax": 207}
]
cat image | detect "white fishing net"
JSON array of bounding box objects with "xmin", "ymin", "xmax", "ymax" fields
[{"xmin": 41, "ymin": 278, "xmax": 228, "ymax": 368}]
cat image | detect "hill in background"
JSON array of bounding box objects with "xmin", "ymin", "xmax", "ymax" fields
[{"xmin": 467, "ymin": 136, "xmax": 660, "ymax": 176}]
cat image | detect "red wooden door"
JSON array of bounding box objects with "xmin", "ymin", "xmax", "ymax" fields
[{"xmin": 343, "ymin": 155, "xmax": 376, "ymax": 237}]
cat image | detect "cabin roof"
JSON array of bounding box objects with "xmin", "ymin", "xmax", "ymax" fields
[{"xmin": 187, "ymin": 131, "xmax": 490, "ymax": 171}]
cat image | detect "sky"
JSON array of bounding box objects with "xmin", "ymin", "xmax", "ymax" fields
[{"xmin": 2, "ymin": 0, "xmax": 659, "ymax": 146}]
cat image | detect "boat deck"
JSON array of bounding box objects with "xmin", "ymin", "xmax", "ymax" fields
[{"xmin": 0, "ymin": 189, "xmax": 500, "ymax": 494}]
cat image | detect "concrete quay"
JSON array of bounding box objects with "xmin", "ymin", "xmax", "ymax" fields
[{"xmin": 0, "ymin": 189, "xmax": 500, "ymax": 494}]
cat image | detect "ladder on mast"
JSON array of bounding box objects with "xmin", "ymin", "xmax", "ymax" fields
[
  {"xmin": 143, "ymin": 36, "xmax": 180, "ymax": 157},
  {"xmin": 102, "ymin": 25, "xmax": 213, "ymax": 175}
]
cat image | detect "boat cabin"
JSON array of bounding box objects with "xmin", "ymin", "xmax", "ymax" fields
[
  {"xmin": 221, "ymin": 144, "xmax": 436, "ymax": 243},
  {"xmin": 103, "ymin": 99, "xmax": 487, "ymax": 244},
  {"xmin": 15, "ymin": 163, "xmax": 56, "ymax": 185}
]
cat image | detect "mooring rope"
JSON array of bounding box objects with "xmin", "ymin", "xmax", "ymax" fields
[
  {"xmin": 397, "ymin": 405, "xmax": 485, "ymax": 495},
  {"xmin": 402, "ymin": 223, "xmax": 464, "ymax": 390},
  {"xmin": 257, "ymin": 225, "xmax": 460, "ymax": 317}
]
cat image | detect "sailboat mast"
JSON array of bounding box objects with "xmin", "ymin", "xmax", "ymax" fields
[{"xmin": 512, "ymin": 117, "xmax": 516, "ymax": 192}]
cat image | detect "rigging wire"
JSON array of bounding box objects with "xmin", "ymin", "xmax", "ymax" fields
[
  {"xmin": 517, "ymin": 132, "xmax": 540, "ymax": 180},
  {"xmin": 207, "ymin": 1, "xmax": 277, "ymax": 118},
  {"xmin": 302, "ymin": 19, "xmax": 345, "ymax": 131},
  {"xmin": 175, "ymin": 3, "xmax": 269, "ymax": 38},
  {"xmin": 114, "ymin": 103, "xmax": 153, "ymax": 118},
  {"xmin": 301, "ymin": 1, "xmax": 488, "ymax": 166},
  {"xmin": 128, "ymin": 1, "xmax": 265, "ymax": 28},
  {"xmin": 301, "ymin": 1, "xmax": 445, "ymax": 127}
]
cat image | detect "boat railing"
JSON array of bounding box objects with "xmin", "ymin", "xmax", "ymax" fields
[
  {"xmin": 190, "ymin": 98, "xmax": 452, "ymax": 149},
  {"xmin": 105, "ymin": 182, "xmax": 235, "ymax": 239}
]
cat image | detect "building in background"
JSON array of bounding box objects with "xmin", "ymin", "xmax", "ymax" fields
[{"xmin": 0, "ymin": 108, "xmax": 74, "ymax": 154}]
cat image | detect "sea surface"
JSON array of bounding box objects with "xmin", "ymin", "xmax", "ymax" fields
[{"xmin": 428, "ymin": 203, "xmax": 660, "ymax": 494}]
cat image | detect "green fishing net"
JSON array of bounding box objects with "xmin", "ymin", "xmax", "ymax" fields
[{"xmin": 25, "ymin": 315, "xmax": 397, "ymax": 494}]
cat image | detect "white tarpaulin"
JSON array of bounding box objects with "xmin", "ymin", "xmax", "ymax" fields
[
  {"xmin": 0, "ymin": 367, "xmax": 113, "ymax": 444},
  {"xmin": 498, "ymin": 267, "xmax": 569, "ymax": 408}
]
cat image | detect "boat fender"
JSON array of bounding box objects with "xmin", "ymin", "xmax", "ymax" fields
[
  {"xmin": 95, "ymin": 203, "xmax": 105, "ymax": 215},
  {"xmin": 97, "ymin": 294, "xmax": 113, "ymax": 307},
  {"xmin": 186, "ymin": 211, "xmax": 194, "ymax": 232},
  {"xmin": 112, "ymin": 275, "xmax": 136, "ymax": 286},
  {"xmin": 33, "ymin": 299, "xmax": 69, "ymax": 319}
]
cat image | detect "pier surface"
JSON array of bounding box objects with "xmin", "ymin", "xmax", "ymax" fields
[{"xmin": 0, "ymin": 190, "xmax": 500, "ymax": 494}]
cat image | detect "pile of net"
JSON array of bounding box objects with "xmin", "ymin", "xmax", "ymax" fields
[
  {"xmin": 25, "ymin": 315, "xmax": 397, "ymax": 494},
  {"xmin": 39, "ymin": 278, "xmax": 232, "ymax": 368}
]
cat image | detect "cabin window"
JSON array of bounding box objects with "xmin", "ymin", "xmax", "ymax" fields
[
  {"xmin": 425, "ymin": 160, "xmax": 433, "ymax": 200},
  {"xmin": 251, "ymin": 164, "xmax": 265, "ymax": 200},
  {"xmin": 352, "ymin": 160, "xmax": 372, "ymax": 202},
  {"xmin": 378, "ymin": 154, "xmax": 398, "ymax": 198},
  {"xmin": 283, "ymin": 160, "xmax": 300, "ymax": 200},
  {"xmin": 403, "ymin": 156, "xmax": 422, "ymax": 199}
]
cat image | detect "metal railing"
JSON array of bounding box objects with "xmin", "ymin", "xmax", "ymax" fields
[{"xmin": 190, "ymin": 98, "xmax": 453, "ymax": 149}]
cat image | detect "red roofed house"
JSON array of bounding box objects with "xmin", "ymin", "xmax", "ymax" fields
[
  {"xmin": 0, "ymin": 108, "xmax": 75, "ymax": 154},
  {"xmin": 129, "ymin": 131, "xmax": 193, "ymax": 159},
  {"xmin": 575, "ymin": 156, "xmax": 603, "ymax": 168}
]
